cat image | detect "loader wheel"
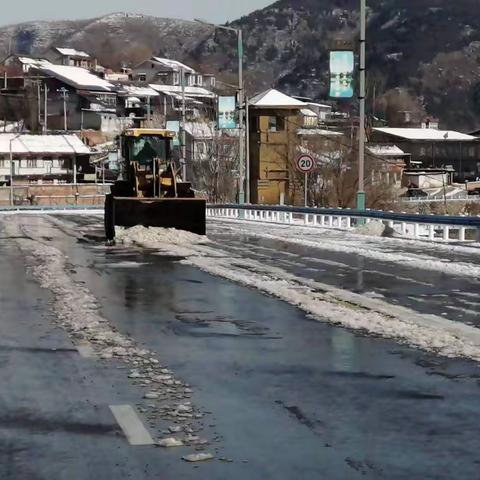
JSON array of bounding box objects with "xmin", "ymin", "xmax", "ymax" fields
[{"xmin": 104, "ymin": 194, "xmax": 115, "ymax": 244}]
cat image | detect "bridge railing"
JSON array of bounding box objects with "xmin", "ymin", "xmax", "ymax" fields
[
  {"xmin": 0, "ymin": 205, "xmax": 103, "ymax": 215},
  {"xmin": 207, "ymin": 204, "xmax": 480, "ymax": 243}
]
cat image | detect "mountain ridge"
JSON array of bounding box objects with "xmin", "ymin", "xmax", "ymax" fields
[{"xmin": 2, "ymin": 3, "xmax": 480, "ymax": 129}]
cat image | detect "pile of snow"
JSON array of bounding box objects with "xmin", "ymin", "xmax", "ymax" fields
[
  {"xmin": 212, "ymin": 219, "xmax": 480, "ymax": 279},
  {"xmin": 355, "ymin": 220, "xmax": 394, "ymax": 237},
  {"xmin": 116, "ymin": 226, "xmax": 209, "ymax": 248}
]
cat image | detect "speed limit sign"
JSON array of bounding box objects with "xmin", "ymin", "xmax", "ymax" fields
[
  {"xmin": 296, "ymin": 154, "xmax": 315, "ymax": 173},
  {"xmin": 296, "ymin": 154, "xmax": 315, "ymax": 207}
]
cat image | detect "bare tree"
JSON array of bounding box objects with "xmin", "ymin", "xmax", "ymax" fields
[
  {"xmin": 189, "ymin": 125, "xmax": 239, "ymax": 203},
  {"xmin": 378, "ymin": 88, "xmax": 427, "ymax": 127},
  {"xmin": 273, "ymin": 125, "xmax": 399, "ymax": 209}
]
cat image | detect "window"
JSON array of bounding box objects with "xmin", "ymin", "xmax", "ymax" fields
[
  {"xmin": 173, "ymin": 72, "xmax": 180, "ymax": 85},
  {"xmin": 138, "ymin": 73, "xmax": 147, "ymax": 82},
  {"xmin": 196, "ymin": 142, "xmax": 205, "ymax": 155},
  {"xmin": 196, "ymin": 75, "xmax": 203, "ymax": 86},
  {"xmin": 97, "ymin": 93, "xmax": 116, "ymax": 106},
  {"xmin": 26, "ymin": 159, "xmax": 37, "ymax": 168},
  {"xmin": 303, "ymin": 115, "xmax": 316, "ymax": 127},
  {"xmin": 0, "ymin": 159, "xmax": 6, "ymax": 168},
  {"xmin": 268, "ymin": 115, "xmax": 284, "ymax": 132}
]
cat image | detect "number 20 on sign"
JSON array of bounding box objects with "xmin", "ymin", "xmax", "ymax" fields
[{"xmin": 296, "ymin": 155, "xmax": 315, "ymax": 206}]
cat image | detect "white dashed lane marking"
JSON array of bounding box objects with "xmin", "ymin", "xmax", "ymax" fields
[{"xmin": 110, "ymin": 405, "xmax": 154, "ymax": 446}]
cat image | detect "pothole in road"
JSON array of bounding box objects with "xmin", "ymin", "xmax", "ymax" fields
[{"xmin": 174, "ymin": 313, "xmax": 274, "ymax": 338}]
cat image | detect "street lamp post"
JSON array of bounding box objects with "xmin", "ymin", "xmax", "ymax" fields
[
  {"xmin": 195, "ymin": 19, "xmax": 246, "ymax": 204},
  {"xmin": 245, "ymin": 96, "xmax": 250, "ymax": 204},
  {"xmin": 237, "ymin": 28, "xmax": 245, "ymax": 204},
  {"xmin": 357, "ymin": 0, "xmax": 367, "ymax": 211},
  {"xmin": 9, "ymin": 133, "xmax": 22, "ymax": 207}
]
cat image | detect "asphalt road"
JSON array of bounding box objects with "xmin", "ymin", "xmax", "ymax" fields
[
  {"xmin": 207, "ymin": 219, "xmax": 480, "ymax": 328},
  {"xmin": 1, "ymin": 214, "xmax": 480, "ymax": 479}
]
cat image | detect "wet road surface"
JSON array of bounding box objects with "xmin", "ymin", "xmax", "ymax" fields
[
  {"xmin": 2, "ymin": 214, "xmax": 480, "ymax": 479},
  {"xmin": 207, "ymin": 219, "xmax": 480, "ymax": 328}
]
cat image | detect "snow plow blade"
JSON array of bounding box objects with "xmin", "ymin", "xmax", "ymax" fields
[{"xmin": 105, "ymin": 195, "xmax": 206, "ymax": 241}]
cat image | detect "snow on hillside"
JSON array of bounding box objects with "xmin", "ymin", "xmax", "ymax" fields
[
  {"xmin": 0, "ymin": 13, "xmax": 210, "ymax": 66},
  {"xmin": 0, "ymin": 19, "xmax": 89, "ymax": 56}
]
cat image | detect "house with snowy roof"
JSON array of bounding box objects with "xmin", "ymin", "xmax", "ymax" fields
[
  {"xmin": 0, "ymin": 133, "xmax": 93, "ymax": 186},
  {"xmin": 24, "ymin": 63, "xmax": 128, "ymax": 135},
  {"xmin": 131, "ymin": 56, "xmax": 215, "ymax": 90},
  {"xmin": 370, "ymin": 127, "xmax": 480, "ymax": 182},
  {"xmin": 2, "ymin": 54, "xmax": 50, "ymax": 74},
  {"xmin": 45, "ymin": 47, "xmax": 97, "ymax": 71}
]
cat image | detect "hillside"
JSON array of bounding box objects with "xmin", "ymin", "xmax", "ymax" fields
[
  {"xmin": 0, "ymin": 13, "xmax": 211, "ymax": 69},
  {"xmin": 2, "ymin": 2, "xmax": 480, "ymax": 129},
  {"xmin": 205, "ymin": 0, "xmax": 480, "ymax": 130}
]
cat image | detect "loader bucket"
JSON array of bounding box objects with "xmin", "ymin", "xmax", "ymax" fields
[{"xmin": 105, "ymin": 195, "xmax": 207, "ymax": 242}]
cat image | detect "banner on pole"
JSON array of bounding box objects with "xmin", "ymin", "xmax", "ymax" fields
[
  {"xmin": 166, "ymin": 121, "xmax": 180, "ymax": 146},
  {"xmin": 329, "ymin": 51, "xmax": 354, "ymax": 99},
  {"xmin": 218, "ymin": 96, "xmax": 237, "ymax": 130}
]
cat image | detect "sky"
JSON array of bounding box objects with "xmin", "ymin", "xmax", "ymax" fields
[{"xmin": 1, "ymin": 0, "xmax": 274, "ymax": 26}]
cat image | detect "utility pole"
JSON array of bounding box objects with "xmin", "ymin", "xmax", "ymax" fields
[
  {"xmin": 372, "ymin": 82, "xmax": 376, "ymax": 121},
  {"xmin": 237, "ymin": 29, "xmax": 245, "ymax": 204},
  {"xmin": 43, "ymin": 85, "xmax": 49, "ymax": 133},
  {"xmin": 37, "ymin": 81, "xmax": 42, "ymax": 130},
  {"xmin": 180, "ymin": 68, "xmax": 187, "ymax": 181},
  {"xmin": 357, "ymin": 0, "xmax": 366, "ymax": 211},
  {"xmin": 57, "ymin": 87, "xmax": 69, "ymax": 131},
  {"xmin": 9, "ymin": 133, "xmax": 22, "ymax": 207},
  {"xmin": 146, "ymin": 95, "xmax": 151, "ymax": 124}
]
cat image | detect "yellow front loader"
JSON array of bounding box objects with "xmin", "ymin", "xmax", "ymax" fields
[{"xmin": 104, "ymin": 128, "xmax": 206, "ymax": 242}]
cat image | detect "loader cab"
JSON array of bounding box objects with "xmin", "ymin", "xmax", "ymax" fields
[
  {"xmin": 121, "ymin": 128, "xmax": 174, "ymax": 173},
  {"xmin": 118, "ymin": 128, "xmax": 178, "ymax": 198}
]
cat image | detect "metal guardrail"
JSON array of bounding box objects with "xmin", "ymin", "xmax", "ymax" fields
[
  {"xmin": 400, "ymin": 196, "xmax": 480, "ymax": 204},
  {"xmin": 207, "ymin": 204, "xmax": 480, "ymax": 243},
  {"xmin": 1, "ymin": 203, "xmax": 479, "ymax": 243}
]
